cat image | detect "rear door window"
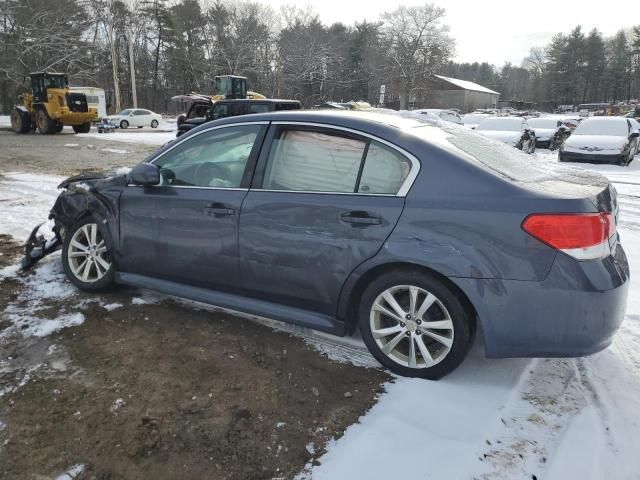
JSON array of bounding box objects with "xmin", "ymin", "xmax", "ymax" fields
[{"xmin": 261, "ymin": 129, "xmax": 366, "ymax": 193}]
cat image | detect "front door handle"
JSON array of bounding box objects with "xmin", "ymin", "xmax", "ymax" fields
[
  {"xmin": 204, "ymin": 203, "xmax": 235, "ymax": 217},
  {"xmin": 340, "ymin": 211, "xmax": 382, "ymax": 226}
]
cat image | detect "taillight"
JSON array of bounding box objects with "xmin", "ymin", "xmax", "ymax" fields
[{"xmin": 522, "ymin": 212, "xmax": 615, "ymax": 260}]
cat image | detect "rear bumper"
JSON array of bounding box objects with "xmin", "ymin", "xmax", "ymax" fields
[
  {"xmin": 559, "ymin": 151, "xmax": 625, "ymax": 164},
  {"xmin": 452, "ymin": 242, "xmax": 630, "ymax": 358}
]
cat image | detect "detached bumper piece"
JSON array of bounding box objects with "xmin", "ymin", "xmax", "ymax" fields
[{"xmin": 21, "ymin": 222, "xmax": 61, "ymax": 270}]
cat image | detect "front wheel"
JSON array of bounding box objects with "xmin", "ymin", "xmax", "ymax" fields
[
  {"xmin": 120, "ymin": 120, "xmax": 129, "ymax": 129},
  {"xmin": 62, "ymin": 217, "xmax": 115, "ymax": 292},
  {"xmin": 359, "ymin": 270, "xmax": 473, "ymax": 380},
  {"xmin": 151, "ymin": 119, "xmax": 159, "ymax": 128},
  {"xmin": 36, "ymin": 108, "xmax": 56, "ymax": 134}
]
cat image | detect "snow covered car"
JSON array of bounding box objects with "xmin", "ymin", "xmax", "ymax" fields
[
  {"xmin": 22, "ymin": 111, "xmax": 629, "ymax": 380},
  {"xmin": 461, "ymin": 113, "xmax": 492, "ymax": 129},
  {"xmin": 527, "ymin": 117, "xmax": 572, "ymax": 150},
  {"xmin": 559, "ymin": 117, "xmax": 640, "ymax": 166},
  {"xmin": 413, "ymin": 109, "xmax": 463, "ymax": 125},
  {"xmin": 475, "ymin": 117, "xmax": 536, "ymax": 153},
  {"xmin": 105, "ymin": 108, "xmax": 162, "ymax": 129}
]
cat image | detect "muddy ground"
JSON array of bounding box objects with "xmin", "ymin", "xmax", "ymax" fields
[
  {"xmin": 0, "ymin": 133, "xmax": 391, "ymax": 479},
  {"xmin": 0, "ymin": 129, "xmax": 156, "ymax": 175}
]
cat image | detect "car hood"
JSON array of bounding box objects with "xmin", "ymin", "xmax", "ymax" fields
[
  {"xmin": 476, "ymin": 130, "xmax": 522, "ymax": 145},
  {"xmin": 563, "ymin": 135, "xmax": 628, "ymax": 153}
]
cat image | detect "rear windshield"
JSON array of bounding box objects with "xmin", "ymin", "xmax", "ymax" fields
[
  {"xmin": 409, "ymin": 122, "xmax": 607, "ymax": 192},
  {"xmin": 573, "ymin": 119, "xmax": 628, "ymax": 136},
  {"xmin": 476, "ymin": 118, "xmax": 522, "ymax": 132},
  {"xmin": 527, "ymin": 118, "xmax": 559, "ymax": 129}
]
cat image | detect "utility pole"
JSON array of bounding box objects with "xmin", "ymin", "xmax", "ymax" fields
[
  {"xmin": 107, "ymin": 2, "xmax": 120, "ymax": 113},
  {"xmin": 128, "ymin": 28, "xmax": 137, "ymax": 108}
]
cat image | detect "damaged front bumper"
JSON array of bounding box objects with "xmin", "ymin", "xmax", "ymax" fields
[
  {"xmin": 21, "ymin": 222, "xmax": 62, "ymax": 270},
  {"xmin": 20, "ymin": 171, "xmax": 127, "ymax": 271}
]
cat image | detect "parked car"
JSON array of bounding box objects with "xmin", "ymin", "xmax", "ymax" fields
[
  {"xmin": 105, "ymin": 108, "xmax": 162, "ymax": 129},
  {"xmin": 475, "ymin": 117, "xmax": 536, "ymax": 153},
  {"xmin": 23, "ymin": 111, "xmax": 629, "ymax": 380},
  {"xmin": 559, "ymin": 117, "xmax": 640, "ymax": 166},
  {"xmin": 527, "ymin": 117, "xmax": 572, "ymax": 150},
  {"xmin": 414, "ymin": 109, "xmax": 463, "ymax": 125},
  {"xmin": 177, "ymin": 99, "xmax": 301, "ymax": 137},
  {"xmin": 461, "ymin": 113, "xmax": 492, "ymax": 129}
]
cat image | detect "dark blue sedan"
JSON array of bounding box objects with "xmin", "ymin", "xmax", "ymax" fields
[{"xmin": 28, "ymin": 110, "xmax": 630, "ymax": 379}]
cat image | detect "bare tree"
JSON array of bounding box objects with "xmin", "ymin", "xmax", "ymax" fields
[{"xmin": 381, "ymin": 4, "xmax": 454, "ymax": 109}]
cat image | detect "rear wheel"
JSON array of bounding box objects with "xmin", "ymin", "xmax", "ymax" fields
[
  {"xmin": 359, "ymin": 270, "xmax": 473, "ymax": 380},
  {"xmin": 151, "ymin": 119, "xmax": 159, "ymax": 128},
  {"xmin": 55, "ymin": 122, "xmax": 64, "ymax": 133},
  {"xmin": 10, "ymin": 108, "xmax": 30, "ymax": 133},
  {"xmin": 36, "ymin": 108, "xmax": 56, "ymax": 134},
  {"xmin": 62, "ymin": 217, "xmax": 115, "ymax": 292},
  {"xmin": 120, "ymin": 120, "xmax": 129, "ymax": 129},
  {"xmin": 72, "ymin": 123, "xmax": 91, "ymax": 134}
]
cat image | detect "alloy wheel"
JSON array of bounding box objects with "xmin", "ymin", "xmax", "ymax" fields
[
  {"xmin": 67, "ymin": 223, "xmax": 111, "ymax": 283},
  {"xmin": 369, "ymin": 285, "xmax": 454, "ymax": 368}
]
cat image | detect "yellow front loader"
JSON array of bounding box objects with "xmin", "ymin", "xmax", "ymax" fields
[{"xmin": 10, "ymin": 72, "xmax": 98, "ymax": 134}]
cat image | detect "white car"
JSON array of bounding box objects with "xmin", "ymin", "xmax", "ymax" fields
[
  {"xmin": 461, "ymin": 113, "xmax": 493, "ymax": 129},
  {"xmin": 106, "ymin": 108, "xmax": 162, "ymax": 129},
  {"xmin": 414, "ymin": 109, "xmax": 463, "ymax": 125},
  {"xmin": 475, "ymin": 117, "xmax": 536, "ymax": 154},
  {"xmin": 559, "ymin": 117, "xmax": 640, "ymax": 166}
]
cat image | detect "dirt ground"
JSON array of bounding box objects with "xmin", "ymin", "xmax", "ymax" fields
[
  {"xmin": 0, "ymin": 129, "xmax": 156, "ymax": 175},
  {"xmin": 0, "ymin": 237, "xmax": 389, "ymax": 480},
  {"xmin": 0, "ymin": 132, "xmax": 391, "ymax": 479}
]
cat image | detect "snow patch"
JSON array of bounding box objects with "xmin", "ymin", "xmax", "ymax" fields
[
  {"xmin": 54, "ymin": 464, "xmax": 85, "ymax": 480},
  {"xmin": 101, "ymin": 148, "xmax": 129, "ymax": 154},
  {"xmin": 103, "ymin": 302, "xmax": 123, "ymax": 311}
]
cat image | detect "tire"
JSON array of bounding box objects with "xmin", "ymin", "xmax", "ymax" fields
[
  {"xmin": 358, "ymin": 269, "xmax": 473, "ymax": 380},
  {"xmin": 151, "ymin": 119, "xmax": 159, "ymax": 128},
  {"xmin": 72, "ymin": 123, "xmax": 91, "ymax": 134},
  {"xmin": 36, "ymin": 108, "xmax": 56, "ymax": 134},
  {"xmin": 55, "ymin": 122, "xmax": 64, "ymax": 133},
  {"xmin": 62, "ymin": 217, "xmax": 115, "ymax": 292},
  {"xmin": 137, "ymin": 125, "xmax": 143, "ymax": 129},
  {"xmin": 10, "ymin": 108, "xmax": 30, "ymax": 133},
  {"xmin": 120, "ymin": 120, "xmax": 129, "ymax": 129}
]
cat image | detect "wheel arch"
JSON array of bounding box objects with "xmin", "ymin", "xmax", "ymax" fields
[{"xmin": 339, "ymin": 260, "xmax": 478, "ymax": 339}]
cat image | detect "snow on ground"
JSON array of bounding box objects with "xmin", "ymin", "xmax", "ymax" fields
[
  {"xmin": 0, "ymin": 115, "xmax": 11, "ymax": 128},
  {"xmin": 1, "ymin": 149, "xmax": 640, "ymax": 478}
]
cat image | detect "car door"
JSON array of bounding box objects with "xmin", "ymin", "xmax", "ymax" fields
[
  {"xmin": 119, "ymin": 122, "xmax": 267, "ymax": 290},
  {"xmin": 238, "ymin": 123, "xmax": 416, "ymax": 316},
  {"xmin": 131, "ymin": 109, "xmax": 147, "ymax": 127}
]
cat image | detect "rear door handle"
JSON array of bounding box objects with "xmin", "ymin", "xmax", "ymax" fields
[
  {"xmin": 340, "ymin": 211, "xmax": 382, "ymax": 226},
  {"xmin": 204, "ymin": 203, "xmax": 235, "ymax": 217}
]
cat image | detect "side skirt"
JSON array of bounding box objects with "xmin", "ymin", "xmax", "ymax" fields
[{"xmin": 115, "ymin": 272, "xmax": 345, "ymax": 336}]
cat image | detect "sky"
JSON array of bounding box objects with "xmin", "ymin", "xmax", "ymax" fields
[{"xmin": 261, "ymin": 0, "xmax": 634, "ymax": 66}]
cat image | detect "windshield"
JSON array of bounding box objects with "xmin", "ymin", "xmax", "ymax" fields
[
  {"xmin": 573, "ymin": 119, "xmax": 628, "ymax": 136},
  {"xmin": 43, "ymin": 75, "xmax": 67, "ymax": 89},
  {"xmin": 528, "ymin": 118, "xmax": 559, "ymax": 129},
  {"xmin": 476, "ymin": 118, "xmax": 522, "ymax": 132},
  {"xmin": 117, "ymin": 109, "xmax": 133, "ymax": 116}
]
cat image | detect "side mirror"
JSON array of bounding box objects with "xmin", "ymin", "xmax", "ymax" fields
[
  {"xmin": 129, "ymin": 112, "xmax": 134, "ymax": 116},
  {"xmin": 631, "ymin": 131, "xmax": 640, "ymax": 139},
  {"xmin": 128, "ymin": 163, "xmax": 160, "ymax": 186}
]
